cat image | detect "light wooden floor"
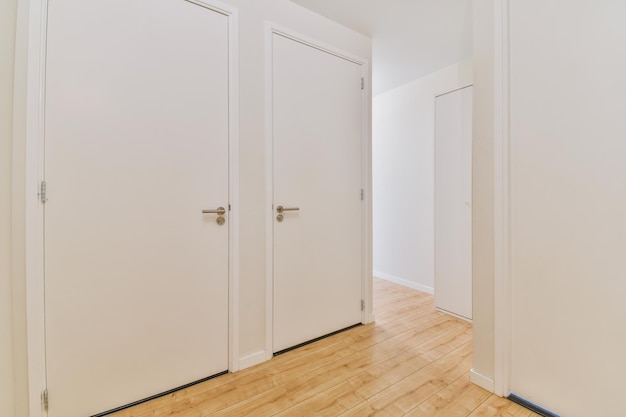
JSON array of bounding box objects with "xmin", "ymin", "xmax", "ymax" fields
[{"xmin": 113, "ymin": 279, "xmax": 538, "ymax": 417}]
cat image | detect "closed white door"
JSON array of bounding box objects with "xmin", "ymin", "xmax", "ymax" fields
[
  {"xmin": 44, "ymin": 1, "xmax": 230, "ymax": 416},
  {"xmin": 434, "ymin": 86, "xmax": 473, "ymax": 320},
  {"xmin": 272, "ymin": 33, "xmax": 364, "ymax": 353}
]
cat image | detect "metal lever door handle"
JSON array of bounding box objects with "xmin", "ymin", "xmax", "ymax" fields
[
  {"xmin": 276, "ymin": 206, "xmax": 300, "ymax": 214},
  {"xmin": 202, "ymin": 207, "xmax": 226, "ymax": 215}
]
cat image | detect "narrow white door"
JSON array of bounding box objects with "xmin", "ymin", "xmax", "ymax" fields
[
  {"xmin": 44, "ymin": 1, "xmax": 230, "ymax": 416},
  {"xmin": 434, "ymin": 86, "xmax": 473, "ymax": 320},
  {"xmin": 272, "ymin": 33, "xmax": 364, "ymax": 353}
]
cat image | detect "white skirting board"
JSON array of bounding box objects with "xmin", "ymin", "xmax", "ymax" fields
[
  {"xmin": 238, "ymin": 351, "xmax": 269, "ymax": 371},
  {"xmin": 373, "ymin": 271, "xmax": 434, "ymax": 295},
  {"xmin": 469, "ymin": 368, "xmax": 495, "ymax": 393},
  {"xmin": 435, "ymin": 307, "xmax": 472, "ymax": 323}
]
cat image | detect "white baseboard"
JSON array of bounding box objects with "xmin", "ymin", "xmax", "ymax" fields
[
  {"xmin": 435, "ymin": 307, "xmax": 473, "ymax": 323},
  {"xmin": 470, "ymin": 368, "xmax": 495, "ymax": 393},
  {"xmin": 238, "ymin": 350, "xmax": 269, "ymax": 370},
  {"xmin": 373, "ymin": 271, "xmax": 434, "ymax": 294}
]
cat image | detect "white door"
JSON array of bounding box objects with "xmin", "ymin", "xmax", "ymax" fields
[
  {"xmin": 434, "ymin": 86, "xmax": 473, "ymax": 320},
  {"xmin": 44, "ymin": 1, "xmax": 230, "ymax": 416},
  {"xmin": 272, "ymin": 33, "xmax": 364, "ymax": 353}
]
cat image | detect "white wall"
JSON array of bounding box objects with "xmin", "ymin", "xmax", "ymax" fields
[
  {"xmin": 6, "ymin": 0, "xmax": 370, "ymax": 414},
  {"xmin": 1, "ymin": 0, "xmax": 18, "ymax": 415},
  {"xmin": 373, "ymin": 61, "xmax": 472, "ymax": 294},
  {"xmin": 508, "ymin": 1, "xmax": 626, "ymax": 415}
]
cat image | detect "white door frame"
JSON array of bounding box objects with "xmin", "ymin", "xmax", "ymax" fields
[
  {"xmin": 493, "ymin": 0, "xmax": 512, "ymax": 398},
  {"xmin": 264, "ymin": 23, "xmax": 373, "ymax": 361},
  {"xmin": 20, "ymin": 1, "xmax": 239, "ymax": 415}
]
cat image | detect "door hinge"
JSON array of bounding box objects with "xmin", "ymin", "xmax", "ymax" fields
[
  {"xmin": 360, "ymin": 189, "xmax": 364, "ymax": 201},
  {"xmin": 361, "ymin": 77, "xmax": 364, "ymax": 90},
  {"xmin": 361, "ymin": 300, "xmax": 365, "ymax": 311},
  {"xmin": 41, "ymin": 389, "xmax": 49, "ymax": 411},
  {"xmin": 39, "ymin": 181, "xmax": 48, "ymax": 203}
]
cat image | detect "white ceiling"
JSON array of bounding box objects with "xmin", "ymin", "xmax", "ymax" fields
[{"xmin": 289, "ymin": 0, "xmax": 473, "ymax": 95}]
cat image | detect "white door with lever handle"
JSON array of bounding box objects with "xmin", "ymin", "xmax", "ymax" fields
[
  {"xmin": 43, "ymin": 1, "xmax": 231, "ymax": 415},
  {"xmin": 272, "ymin": 33, "xmax": 364, "ymax": 352}
]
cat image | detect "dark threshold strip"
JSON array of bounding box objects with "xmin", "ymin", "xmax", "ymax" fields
[
  {"xmin": 508, "ymin": 393, "xmax": 562, "ymax": 417},
  {"xmin": 274, "ymin": 323, "xmax": 363, "ymax": 357},
  {"xmin": 91, "ymin": 370, "xmax": 229, "ymax": 417}
]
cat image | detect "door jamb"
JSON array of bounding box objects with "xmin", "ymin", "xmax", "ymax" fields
[
  {"xmin": 493, "ymin": 0, "xmax": 512, "ymax": 398},
  {"xmin": 263, "ymin": 23, "xmax": 373, "ymax": 363},
  {"xmin": 20, "ymin": 1, "xmax": 240, "ymax": 415}
]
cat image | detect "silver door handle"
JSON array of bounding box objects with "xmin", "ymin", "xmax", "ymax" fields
[
  {"xmin": 276, "ymin": 206, "xmax": 299, "ymax": 214},
  {"xmin": 202, "ymin": 207, "xmax": 226, "ymax": 215}
]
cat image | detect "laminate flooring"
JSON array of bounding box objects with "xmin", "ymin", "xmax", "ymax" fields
[{"xmin": 112, "ymin": 278, "xmax": 539, "ymax": 417}]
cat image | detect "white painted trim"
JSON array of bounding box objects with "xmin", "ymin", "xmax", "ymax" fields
[
  {"xmin": 269, "ymin": 23, "xmax": 368, "ymax": 66},
  {"xmin": 435, "ymin": 308, "xmax": 472, "ymax": 323},
  {"xmin": 223, "ymin": 1, "xmax": 241, "ymax": 375},
  {"xmin": 264, "ymin": 22, "xmax": 373, "ymax": 357},
  {"xmin": 184, "ymin": 0, "xmax": 235, "ymax": 16},
  {"xmin": 22, "ymin": 2, "xmax": 240, "ymax": 415},
  {"xmin": 470, "ymin": 368, "xmax": 496, "ymax": 392},
  {"xmin": 373, "ymin": 271, "xmax": 434, "ymax": 295},
  {"xmin": 238, "ymin": 351, "xmax": 268, "ymax": 371},
  {"xmin": 361, "ymin": 55, "xmax": 374, "ymax": 326},
  {"xmin": 434, "ymin": 83, "xmax": 474, "ymax": 99},
  {"xmin": 21, "ymin": 0, "xmax": 49, "ymax": 414},
  {"xmin": 263, "ymin": 22, "xmax": 275, "ymax": 362},
  {"xmin": 493, "ymin": 0, "xmax": 512, "ymax": 398}
]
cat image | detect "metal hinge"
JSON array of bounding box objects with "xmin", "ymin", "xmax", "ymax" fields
[
  {"xmin": 41, "ymin": 389, "xmax": 49, "ymax": 411},
  {"xmin": 361, "ymin": 300, "xmax": 365, "ymax": 311},
  {"xmin": 39, "ymin": 181, "xmax": 48, "ymax": 203},
  {"xmin": 361, "ymin": 77, "xmax": 364, "ymax": 90},
  {"xmin": 360, "ymin": 189, "xmax": 364, "ymax": 201}
]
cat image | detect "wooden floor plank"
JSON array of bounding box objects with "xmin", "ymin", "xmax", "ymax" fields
[
  {"xmin": 403, "ymin": 373, "xmax": 491, "ymax": 417},
  {"xmin": 269, "ymin": 323, "xmax": 473, "ymax": 417},
  {"xmin": 468, "ymin": 395, "xmax": 536, "ymax": 417},
  {"xmin": 111, "ymin": 279, "xmax": 539, "ymax": 417},
  {"xmin": 336, "ymin": 342, "xmax": 473, "ymax": 417}
]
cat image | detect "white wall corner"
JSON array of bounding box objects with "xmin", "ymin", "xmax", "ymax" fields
[
  {"xmin": 238, "ymin": 351, "xmax": 269, "ymax": 371},
  {"xmin": 470, "ymin": 368, "xmax": 495, "ymax": 393},
  {"xmin": 373, "ymin": 271, "xmax": 434, "ymax": 295}
]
